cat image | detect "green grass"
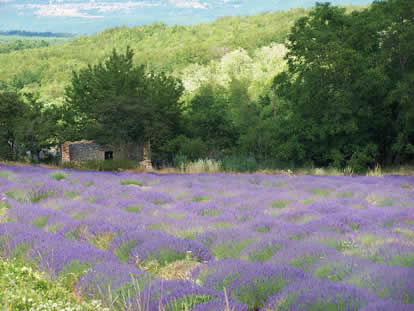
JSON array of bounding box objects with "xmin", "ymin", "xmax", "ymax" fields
[
  {"xmin": 0, "ymin": 257, "xmax": 103, "ymax": 311},
  {"xmin": 189, "ymin": 195, "xmax": 215, "ymax": 202},
  {"xmin": 199, "ymin": 209, "xmax": 221, "ymax": 217},
  {"xmin": 213, "ymin": 221, "xmax": 234, "ymax": 229},
  {"xmin": 28, "ymin": 189, "xmax": 57, "ymax": 203},
  {"xmin": 115, "ymin": 240, "xmax": 137, "ymax": 263},
  {"xmin": 166, "ymin": 294, "xmax": 213, "ymax": 311},
  {"xmin": 148, "ymin": 223, "xmax": 163, "ymax": 230},
  {"xmin": 336, "ymin": 191, "xmax": 353, "ymax": 198},
  {"xmin": 72, "ymin": 211, "xmax": 89, "ymax": 220},
  {"xmin": 138, "ymin": 249, "xmax": 190, "ymax": 272},
  {"xmin": 167, "ymin": 213, "xmax": 185, "ymax": 219},
  {"xmin": 31, "ymin": 216, "xmax": 48, "ymax": 228},
  {"xmin": 0, "ymin": 170, "xmax": 15, "ymax": 179},
  {"xmin": 302, "ymin": 198, "xmax": 317, "ymax": 205},
  {"xmin": 212, "ymin": 239, "xmax": 258, "ymax": 259},
  {"xmin": 246, "ymin": 243, "xmax": 282, "ymax": 262},
  {"xmin": 290, "ymin": 214, "xmax": 314, "ymax": 224},
  {"xmin": 401, "ymin": 184, "xmax": 413, "ymax": 189},
  {"xmin": 313, "ymin": 262, "xmax": 353, "ymax": 282},
  {"xmin": 269, "ymin": 200, "xmax": 290, "ymax": 208},
  {"xmin": 256, "ymin": 225, "xmax": 272, "ymax": 233},
  {"xmin": 235, "ymin": 276, "xmax": 287, "ymax": 310},
  {"xmin": 120, "ymin": 179, "xmax": 143, "ymax": 186},
  {"xmin": 273, "ymin": 182, "xmax": 288, "ymax": 187},
  {"xmin": 44, "ymin": 224, "xmax": 62, "ymax": 233},
  {"xmin": 64, "ymin": 191, "xmax": 78, "ymax": 199},
  {"xmin": 353, "ymin": 204, "xmax": 368, "ymax": 209},
  {"xmin": 123, "ymin": 204, "xmax": 143, "ymax": 214},
  {"xmin": 49, "ymin": 171, "xmax": 68, "ymax": 181},
  {"xmin": 311, "ymin": 188, "xmax": 333, "ymax": 196},
  {"xmin": 0, "ymin": 201, "xmax": 11, "ymax": 210},
  {"xmin": 88, "ymin": 232, "xmax": 115, "ymax": 250},
  {"xmin": 59, "ymin": 260, "xmax": 93, "ymax": 290},
  {"xmin": 377, "ymin": 197, "xmax": 396, "ymax": 206},
  {"xmin": 393, "ymin": 228, "xmax": 414, "ymax": 241},
  {"xmin": 6, "ymin": 189, "xmax": 28, "ymax": 202},
  {"xmin": 289, "ymin": 255, "xmax": 320, "ymax": 272}
]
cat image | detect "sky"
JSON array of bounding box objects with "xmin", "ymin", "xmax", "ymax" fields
[{"xmin": 0, "ymin": 0, "xmax": 373, "ymax": 35}]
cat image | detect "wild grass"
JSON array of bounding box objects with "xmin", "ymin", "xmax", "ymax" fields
[
  {"xmin": 49, "ymin": 171, "xmax": 69, "ymax": 180},
  {"xmin": 60, "ymin": 159, "xmax": 142, "ymax": 172},
  {"xmin": 0, "ymin": 257, "xmax": 105, "ymax": 311},
  {"xmin": 120, "ymin": 179, "xmax": 143, "ymax": 186},
  {"xmin": 177, "ymin": 159, "xmax": 221, "ymax": 173},
  {"xmin": 2, "ymin": 160, "xmax": 414, "ymax": 176}
]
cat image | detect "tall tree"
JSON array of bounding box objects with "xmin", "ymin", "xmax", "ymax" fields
[
  {"xmin": 64, "ymin": 46, "xmax": 184, "ymax": 160},
  {"xmin": 272, "ymin": 1, "xmax": 414, "ymax": 170},
  {"xmin": 0, "ymin": 91, "xmax": 26, "ymax": 159}
]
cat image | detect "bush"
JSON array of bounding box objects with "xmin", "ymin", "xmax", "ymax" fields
[
  {"xmin": 221, "ymin": 154, "xmax": 258, "ymax": 172},
  {"xmin": 348, "ymin": 144, "xmax": 378, "ymax": 174}
]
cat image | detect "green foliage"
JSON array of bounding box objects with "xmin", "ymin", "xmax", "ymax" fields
[
  {"xmin": 273, "ymin": 0, "xmax": 414, "ymax": 170},
  {"xmin": 190, "ymin": 196, "xmax": 214, "ymax": 202},
  {"xmin": 313, "ymin": 262, "xmax": 353, "ymax": 282},
  {"xmin": 166, "ymin": 294, "xmax": 212, "ymax": 311},
  {"xmin": 269, "ymin": 200, "xmax": 290, "ymax": 209},
  {"xmin": 256, "ymin": 225, "xmax": 272, "ymax": 233},
  {"xmin": 0, "ymin": 257, "xmax": 104, "ymax": 311},
  {"xmin": 246, "ymin": 242, "xmax": 282, "ymax": 262},
  {"xmin": 273, "ymin": 292, "xmax": 362, "ymax": 311},
  {"xmin": 88, "ymin": 232, "xmax": 115, "ymax": 250},
  {"xmin": 49, "ymin": 171, "xmax": 68, "ymax": 180},
  {"xmin": 311, "ymin": 188, "xmax": 333, "ymax": 196},
  {"xmin": 27, "ymin": 189, "xmax": 57, "ymax": 203},
  {"xmin": 31, "ymin": 216, "xmax": 48, "ymax": 228},
  {"xmin": 199, "ymin": 209, "xmax": 221, "ymax": 217},
  {"xmin": 221, "ymin": 155, "xmax": 259, "ymax": 172},
  {"xmin": 0, "ymin": 9, "xmax": 308, "ymax": 99},
  {"xmin": 115, "ymin": 240, "xmax": 137, "ymax": 263},
  {"xmin": 120, "ymin": 179, "xmax": 143, "ymax": 186},
  {"xmin": 235, "ymin": 275, "xmax": 287, "ymax": 310},
  {"xmin": 62, "ymin": 159, "xmax": 139, "ymax": 171},
  {"xmin": 212, "ymin": 239, "xmax": 257, "ymax": 259},
  {"xmin": 123, "ymin": 204, "xmax": 143, "ymax": 214},
  {"xmin": 289, "ymin": 255, "xmax": 319, "ymax": 272}
]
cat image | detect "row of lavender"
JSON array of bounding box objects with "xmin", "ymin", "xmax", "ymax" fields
[{"xmin": 0, "ymin": 164, "xmax": 413, "ymax": 310}]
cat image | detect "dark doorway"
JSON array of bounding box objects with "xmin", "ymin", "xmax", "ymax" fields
[{"xmin": 105, "ymin": 151, "xmax": 113, "ymax": 160}]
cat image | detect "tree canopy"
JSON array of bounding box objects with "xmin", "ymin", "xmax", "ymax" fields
[
  {"xmin": 273, "ymin": 0, "xmax": 414, "ymax": 170},
  {"xmin": 63, "ymin": 47, "xmax": 184, "ymax": 161}
]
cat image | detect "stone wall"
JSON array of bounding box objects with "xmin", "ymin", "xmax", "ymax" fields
[
  {"xmin": 61, "ymin": 140, "xmax": 151, "ymax": 168},
  {"xmin": 69, "ymin": 141, "xmax": 104, "ymax": 162}
]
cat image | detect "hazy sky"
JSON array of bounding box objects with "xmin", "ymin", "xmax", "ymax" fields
[{"xmin": 0, "ymin": 0, "xmax": 373, "ymax": 34}]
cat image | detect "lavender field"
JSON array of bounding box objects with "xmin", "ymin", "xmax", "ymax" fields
[{"xmin": 0, "ymin": 164, "xmax": 413, "ymax": 311}]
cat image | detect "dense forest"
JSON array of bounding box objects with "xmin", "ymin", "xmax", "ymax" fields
[{"xmin": 0, "ymin": 0, "xmax": 413, "ymax": 172}]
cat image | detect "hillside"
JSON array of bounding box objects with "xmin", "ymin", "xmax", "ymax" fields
[{"xmin": 1, "ymin": 8, "xmax": 310, "ymax": 102}]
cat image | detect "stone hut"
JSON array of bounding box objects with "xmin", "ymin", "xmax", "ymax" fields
[{"xmin": 61, "ymin": 140, "xmax": 152, "ymax": 169}]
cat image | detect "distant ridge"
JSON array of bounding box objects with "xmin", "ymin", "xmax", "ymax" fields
[{"xmin": 0, "ymin": 30, "xmax": 75, "ymax": 38}]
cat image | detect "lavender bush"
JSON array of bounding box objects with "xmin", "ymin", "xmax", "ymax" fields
[{"xmin": 0, "ymin": 164, "xmax": 413, "ymax": 310}]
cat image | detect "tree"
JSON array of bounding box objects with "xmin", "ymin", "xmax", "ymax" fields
[
  {"xmin": 185, "ymin": 84, "xmax": 237, "ymax": 156},
  {"xmin": 0, "ymin": 91, "xmax": 26, "ymax": 159},
  {"xmin": 64, "ymin": 46, "xmax": 184, "ymax": 160},
  {"xmin": 272, "ymin": 1, "xmax": 414, "ymax": 170}
]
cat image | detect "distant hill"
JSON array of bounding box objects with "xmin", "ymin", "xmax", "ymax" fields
[
  {"xmin": 0, "ymin": 5, "xmax": 366, "ymax": 103},
  {"xmin": 0, "ymin": 30, "xmax": 75, "ymax": 38},
  {"xmin": 0, "ymin": 0, "xmax": 372, "ymax": 35}
]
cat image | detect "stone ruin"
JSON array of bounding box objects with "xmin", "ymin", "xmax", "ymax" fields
[{"xmin": 61, "ymin": 140, "xmax": 152, "ymax": 169}]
